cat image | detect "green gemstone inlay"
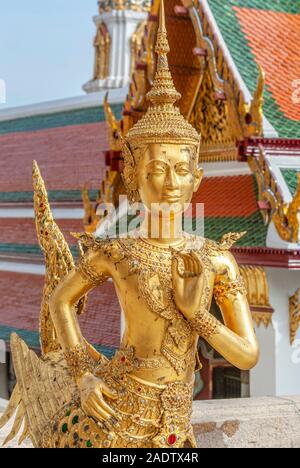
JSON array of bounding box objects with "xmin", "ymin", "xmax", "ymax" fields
[
  {"xmin": 86, "ymin": 440, "xmax": 93, "ymax": 448},
  {"xmin": 61, "ymin": 423, "xmax": 68, "ymax": 434},
  {"xmin": 72, "ymin": 416, "xmax": 79, "ymax": 425},
  {"xmin": 66, "ymin": 410, "xmax": 71, "ymax": 417}
]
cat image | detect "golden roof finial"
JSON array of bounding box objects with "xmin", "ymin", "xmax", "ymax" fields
[{"xmin": 125, "ymin": 0, "xmax": 200, "ymax": 148}]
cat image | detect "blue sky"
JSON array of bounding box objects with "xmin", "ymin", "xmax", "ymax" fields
[{"xmin": 0, "ymin": 0, "xmax": 97, "ymax": 108}]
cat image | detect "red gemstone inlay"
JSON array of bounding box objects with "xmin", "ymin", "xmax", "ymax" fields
[
  {"xmin": 121, "ymin": 356, "xmax": 126, "ymax": 363},
  {"xmin": 167, "ymin": 434, "xmax": 177, "ymax": 446}
]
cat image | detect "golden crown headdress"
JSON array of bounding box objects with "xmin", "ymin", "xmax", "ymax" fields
[
  {"xmin": 122, "ymin": 0, "xmax": 200, "ymax": 203},
  {"xmin": 125, "ymin": 0, "xmax": 200, "ymax": 149}
]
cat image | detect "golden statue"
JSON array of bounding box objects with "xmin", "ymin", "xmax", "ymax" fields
[{"xmin": 0, "ymin": 1, "xmax": 258, "ymax": 449}]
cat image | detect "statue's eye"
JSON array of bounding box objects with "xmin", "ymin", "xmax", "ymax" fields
[
  {"xmin": 152, "ymin": 164, "xmax": 166, "ymax": 174},
  {"xmin": 176, "ymin": 165, "xmax": 190, "ymax": 176}
]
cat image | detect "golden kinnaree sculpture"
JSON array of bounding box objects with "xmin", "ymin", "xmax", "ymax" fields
[{"xmin": 0, "ymin": 1, "xmax": 259, "ymax": 449}]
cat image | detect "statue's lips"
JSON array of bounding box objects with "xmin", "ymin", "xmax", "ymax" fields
[{"xmin": 161, "ymin": 195, "xmax": 181, "ymax": 203}]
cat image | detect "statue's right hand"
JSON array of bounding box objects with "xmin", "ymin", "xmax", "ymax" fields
[{"xmin": 78, "ymin": 373, "xmax": 119, "ymax": 427}]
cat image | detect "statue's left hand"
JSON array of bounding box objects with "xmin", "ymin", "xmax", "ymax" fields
[
  {"xmin": 171, "ymin": 251, "xmax": 204, "ymax": 321},
  {"xmin": 78, "ymin": 373, "xmax": 120, "ymax": 428}
]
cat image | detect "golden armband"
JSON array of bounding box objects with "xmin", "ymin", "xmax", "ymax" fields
[
  {"xmin": 189, "ymin": 311, "xmax": 220, "ymax": 340},
  {"xmin": 64, "ymin": 343, "xmax": 95, "ymax": 380},
  {"xmin": 213, "ymin": 277, "xmax": 247, "ymax": 305},
  {"xmin": 76, "ymin": 254, "xmax": 108, "ymax": 286}
]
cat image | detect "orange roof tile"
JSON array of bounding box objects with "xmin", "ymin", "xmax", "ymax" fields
[
  {"xmin": 192, "ymin": 175, "xmax": 258, "ymax": 217},
  {"xmin": 0, "ymin": 122, "xmax": 108, "ymax": 193},
  {"xmin": 234, "ymin": 7, "xmax": 300, "ymax": 122},
  {"xmin": 0, "ymin": 218, "xmax": 82, "ymax": 246},
  {"xmin": 0, "ymin": 271, "xmax": 120, "ymax": 348}
]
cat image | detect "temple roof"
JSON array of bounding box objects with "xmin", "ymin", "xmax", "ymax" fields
[
  {"xmin": 0, "ymin": 271, "xmax": 119, "ymax": 357},
  {"xmin": 208, "ymin": 0, "xmax": 300, "ymax": 138},
  {"xmin": 191, "ymin": 174, "xmax": 268, "ymax": 247}
]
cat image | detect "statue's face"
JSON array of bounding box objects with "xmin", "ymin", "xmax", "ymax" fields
[{"xmin": 137, "ymin": 143, "xmax": 202, "ymax": 213}]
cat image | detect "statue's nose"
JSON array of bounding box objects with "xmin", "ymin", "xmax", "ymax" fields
[{"xmin": 165, "ymin": 167, "xmax": 179, "ymax": 189}]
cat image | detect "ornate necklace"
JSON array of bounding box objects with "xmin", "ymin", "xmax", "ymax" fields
[{"xmin": 117, "ymin": 236, "xmax": 197, "ymax": 375}]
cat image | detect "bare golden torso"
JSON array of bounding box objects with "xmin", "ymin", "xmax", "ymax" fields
[{"xmin": 99, "ymin": 234, "xmax": 216, "ymax": 385}]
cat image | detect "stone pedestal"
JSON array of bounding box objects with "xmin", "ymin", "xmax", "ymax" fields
[
  {"xmin": 1, "ymin": 396, "xmax": 300, "ymax": 448},
  {"xmin": 192, "ymin": 396, "xmax": 300, "ymax": 448}
]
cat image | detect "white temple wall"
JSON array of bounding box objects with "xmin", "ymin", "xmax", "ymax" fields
[
  {"xmin": 266, "ymin": 267, "xmax": 300, "ymax": 396},
  {"xmin": 250, "ymin": 323, "xmax": 276, "ymax": 397}
]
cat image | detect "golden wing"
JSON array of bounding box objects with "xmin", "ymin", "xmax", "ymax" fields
[
  {"xmin": 0, "ymin": 334, "xmax": 76, "ymax": 447},
  {"xmin": 33, "ymin": 161, "xmax": 87, "ymax": 354}
]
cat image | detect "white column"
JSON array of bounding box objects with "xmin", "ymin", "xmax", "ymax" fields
[{"xmin": 83, "ymin": 9, "xmax": 147, "ymax": 92}]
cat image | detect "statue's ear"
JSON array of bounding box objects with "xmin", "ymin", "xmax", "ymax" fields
[
  {"xmin": 193, "ymin": 141, "xmax": 202, "ymax": 192},
  {"xmin": 193, "ymin": 166, "xmax": 203, "ymax": 193},
  {"xmin": 122, "ymin": 142, "xmax": 138, "ymax": 191},
  {"xmin": 121, "ymin": 141, "xmax": 140, "ymax": 203}
]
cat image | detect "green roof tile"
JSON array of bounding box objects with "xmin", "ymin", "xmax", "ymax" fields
[
  {"xmin": 0, "ymin": 189, "xmax": 98, "ymax": 203},
  {"xmin": 207, "ymin": 0, "xmax": 300, "ymax": 138},
  {"xmin": 281, "ymin": 168, "xmax": 300, "ymax": 196},
  {"xmin": 0, "ymin": 104, "xmax": 123, "ymax": 135},
  {"xmin": 97, "ymin": 211, "xmax": 267, "ymax": 247},
  {"xmin": 0, "ymin": 243, "xmax": 78, "ymax": 258},
  {"xmin": 0, "ymin": 325, "xmax": 116, "ymax": 358},
  {"xmin": 203, "ymin": 212, "xmax": 267, "ymax": 247}
]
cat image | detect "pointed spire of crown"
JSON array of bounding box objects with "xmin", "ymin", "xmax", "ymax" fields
[
  {"xmin": 146, "ymin": 0, "xmax": 181, "ymax": 105},
  {"xmin": 125, "ymin": 0, "xmax": 200, "ymax": 148}
]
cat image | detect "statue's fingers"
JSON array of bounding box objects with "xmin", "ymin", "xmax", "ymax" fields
[
  {"xmin": 98, "ymin": 396, "xmax": 119, "ymax": 419},
  {"xmin": 82, "ymin": 400, "xmax": 107, "ymax": 425},
  {"xmin": 171, "ymin": 258, "xmax": 185, "ymax": 297},
  {"xmin": 190, "ymin": 252, "xmax": 202, "ymax": 276},
  {"xmin": 101, "ymin": 382, "xmax": 118, "ymax": 400},
  {"xmin": 174, "ymin": 253, "xmax": 191, "ymax": 274},
  {"xmin": 189, "ymin": 254, "xmax": 201, "ymax": 275},
  {"xmin": 181, "ymin": 253, "xmax": 193, "ymax": 273},
  {"xmin": 171, "ymin": 257, "xmax": 180, "ymax": 278},
  {"xmin": 89, "ymin": 398, "xmax": 113, "ymax": 423},
  {"xmin": 180, "ymin": 253, "xmax": 199, "ymax": 277}
]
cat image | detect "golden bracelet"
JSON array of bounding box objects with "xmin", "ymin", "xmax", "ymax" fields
[
  {"xmin": 189, "ymin": 311, "xmax": 220, "ymax": 340},
  {"xmin": 76, "ymin": 255, "xmax": 108, "ymax": 286},
  {"xmin": 213, "ymin": 277, "xmax": 247, "ymax": 305},
  {"xmin": 64, "ymin": 343, "xmax": 95, "ymax": 379}
]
